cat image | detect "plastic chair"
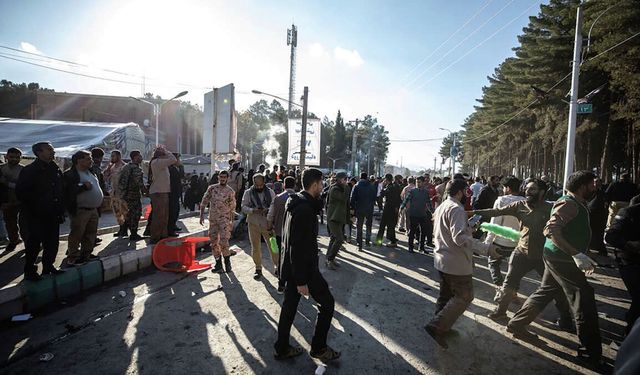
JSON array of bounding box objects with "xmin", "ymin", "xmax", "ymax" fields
[{"xmin": 152, "ymin": 237, "xmax": 212, "ymax": 272}]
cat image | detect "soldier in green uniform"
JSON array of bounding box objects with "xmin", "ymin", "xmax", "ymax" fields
[{"xmin": 118, "ymin": 151, "xmax": 146, "ymax": 241}]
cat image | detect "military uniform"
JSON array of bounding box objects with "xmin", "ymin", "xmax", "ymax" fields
[
  {"xmin": 201, "ymin": 183, "xmax": 236, "ymax": 257},
  {"xmin": 118, "ymin": 163, "xmax": 144, "ymax": 233}
]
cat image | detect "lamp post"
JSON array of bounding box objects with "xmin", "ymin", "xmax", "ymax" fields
[
  {"xmin": 252, "ymin": 87, "xmax": 309, "ymax": 169},
  {"xmin": 439, "ymin": 128, "xmax": 456, "ymax": 177},
  {"xmin": 130, "ymin": 90, "xmax": 188, "ymax": 146},
  {"xmin": 327, "ymin": 157, "xmax": 344, "ymax": 173}
]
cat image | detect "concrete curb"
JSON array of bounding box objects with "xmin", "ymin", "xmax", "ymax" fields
[
  {"xmin": 0, "ymin": 227, "xmax": 208, "ymax": 322},
  {"xmin": 59, "ymin": 211, "xmax": 199, "ymax": 240}
]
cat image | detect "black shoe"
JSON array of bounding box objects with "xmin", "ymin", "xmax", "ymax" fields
[
  {"xmin": 408, "ymin": 248, "xmax": 415, "ymax": 253},
  {"xmin": 365, "ymin": 241, "xmax": 371, "ymax": 247},
  {"xmin": 487, "ymin": 311, "xmax": 508, "ymax": 324},
  {"xmin": 42, "ymin": 268, "xmax": 65, "ymax": 275},
  {"xmin": 424, "ymin": 325, "xmax": 448, "ymax": 349},
  {"xmin": 253, "ymin": 270, "xmax": 262, "ymax": 280},
  {"xmin": 173, "ymin": 226, "xmax": 182, "ymax": 232},
  {"xmin": 310, "ymin": 346, "xmax": 341, "ymax": 362},
  {"xmin": 66, "ymin": 258, "xmax": 87, "ymax": 267},
  {"xmin": 277, "ymin": 285, "xmax": 285, "ymax": 294},
  {"xmin": 4, "ymin": 242, "xmax": 19, "ymax": 253},
  {"xmin": 224, "ymin": 256, "xmax": 232, "ymax": 273},
  {"xmin": 129, "ymin": 233, "xmax": 145, "ymax": 241},
  {"xmin": 212, "ymin": 258, "xmax": 223, "ymax": 273},
  {"xmin": 24, "ymin": 273, "xmax": 43, "ymax": 281},
  {"xmin": 167, "ymin": 232, "xmax": 179, "ymax": 237},
  {"xmin": 556, "ymin": 317, "xmax": 576, "ymax": 333},
  {"xmin": 115, "ymin": 226, "xmax": 128, "ymax": 237},
  {"xmin": 506, "ymin": 324, "xmax": 538, "ymax": 341},
  {"xmin": 95, "ymin": 237, "xmax": 103, "ymax": 245}
]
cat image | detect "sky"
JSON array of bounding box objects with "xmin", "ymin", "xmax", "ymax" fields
[{"xmin": 0, "ymin": 0, "xmax": 546, "ymax": 171}]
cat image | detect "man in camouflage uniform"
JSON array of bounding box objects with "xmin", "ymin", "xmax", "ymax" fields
[
  {"xmin": 200, "ymin": 170, "xmax": 236, "ymax": 273},
  {"xmin": 118, "ymin": 150, "xmax": 146, "ymax": 241}
]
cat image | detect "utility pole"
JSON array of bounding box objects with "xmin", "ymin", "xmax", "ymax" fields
[
  {"xmin": 299, "ymin": 86, "xmax": 309, "ymax": 169},
  {"xmin": 287, "ymin": 24, "xmax": 298, "ymax": 118},
  {"xmin": 563, "ymin": 5, "xmax": 583, "ymax": 190},
  {"xmin": 451, "ymin": 132, "xmax": 457, "ymax": 177},
  {"xmin": 349, "ymin": 119, "xmax": 359, "ymax": 176},
  {"xmin": 434, "ymin": 157, "xmax": 437, "ymax": 176}
]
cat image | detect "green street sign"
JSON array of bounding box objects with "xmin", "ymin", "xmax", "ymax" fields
[{"xmin": 577, "ymin": 103, "xmax": 592, "ymax": 114}]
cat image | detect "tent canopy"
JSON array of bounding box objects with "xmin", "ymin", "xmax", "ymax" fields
[{"xmin": 0, "ymin": 118, "xmax": 146, "ymax": 158}]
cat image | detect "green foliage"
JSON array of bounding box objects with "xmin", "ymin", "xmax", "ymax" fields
[
  {"xmin": 454, "ymin": 0, "xmax": 640, "ymax": 182},
  {"xmin": 0, "ymin": 80, "xmax": 54, "ymax": 118}
]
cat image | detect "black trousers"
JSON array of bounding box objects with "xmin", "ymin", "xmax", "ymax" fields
[
  {"xmin": 355, "ymin": 212, "xmax": 373, "ymax": 246},
  {"xmin": 24, "ymin": 215, "xmax": 60, "ymax": 275},
  {"xmin": 620, "ymin": 263, "xmax": 640, "ymax": 334},
  {"xmin": 408, "ymin": 216, "xmax": 428, "ymax": 251},
  {"xmin": 168, "ymin": 192, "xmax": 180, "ymax": 231},
  {"xmin": 376, "ymin": 208, "xmax": 398, "ymax": 243},
  {"xmin": 509, "ymin": 252, "xmax": 602, "ymax": 360},
  {"xmin": 275, "ymin": 268, "xmax": 335, "ymax": 353},
  {"xmin": 275, "ymin": 236, "xmax": 285, "ymax": 289}
]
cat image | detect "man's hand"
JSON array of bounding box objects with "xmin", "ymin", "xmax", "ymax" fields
[
  {"xmin": 572, "ymin": 253, "xmax": 597, "ymax": 275},
  {"xmin": 466, "ymin": 211, "xmax": 475, "ymax": 218},
  {"xmin": 297, "ymin": 285, "xmax": 309, "ymax": 296},
  {"xmin": 83, "ymin": 181, "xmax": 92, "ymax": 190},
  {"xmin": 199, "ymin": 215, "xmax": 206, "ymax": 226},
  {"xmin": 266, "ymin": 224, "xmax": 273, "ymax": 232}
]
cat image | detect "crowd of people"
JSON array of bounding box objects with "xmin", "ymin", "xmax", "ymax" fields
[{"xmin": 1, "ymin": 142, "xmax": 640, "ymax": 371}]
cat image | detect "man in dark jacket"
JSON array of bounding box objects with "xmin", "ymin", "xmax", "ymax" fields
[
  {"xmin": 168, "ymin": 153, "xmax": 184, "ymax": 234},
  {"xmin": 350, "ymin": 172, "xmax": 377, "ymax": 251},
  {"xmin": 16, "ymin": 142, "xmax": 66, "ymax": 280},
  {"xmin": 326, "ymin": 172, "xmax": 350, "ymax": 269},
  {"xmin": 63, "ymin": 150, "xmax": 104, "ymax": 265},
  {"xmin": 588, "ymin": 178, "xmax": 608, "ymax": 254},
  {"xmin": 473, "ymin": 175, "xmax": 500, "ymax": 210},
  {"xmin": 400, "ymin": 176, "xmax": 433, "ymax": 252},
  {"xmin": 375, "ymin": 174, "xmax": 402, "ymax": 247},
  {"xmin": 605, "ymin": 194, "xmax": 640, "ymax": 334},
  {"xmin": 275, "ymin": 168, "xmax": 340, "ymax": 362},
  {"xmin": 605, "ymin": 173, "xmax": 638, "ymax": 229}
]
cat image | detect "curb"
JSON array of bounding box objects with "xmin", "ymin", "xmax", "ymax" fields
[
  {"xmin": 59, "ymin": 211, "xmax": 199, "ymax": 240},
  {"xmin": 0, "ymin": 228, "xmax": 208, "ymax": 322}
]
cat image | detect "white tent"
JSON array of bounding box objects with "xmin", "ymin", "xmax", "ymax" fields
[{"xmin": 0, "ymin": 118, "xmax": 146, "ymax": 158}]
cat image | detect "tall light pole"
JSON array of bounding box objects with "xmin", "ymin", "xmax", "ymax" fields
[
  {"xmin": 130, "ymin": 90, "xmax": 188, "ymax": 146},
  {"xmin": 252, "ymin": 86, "xmax": 309, "ymax": 168},
  {"xmin": 347, "ymin": 119, "xmax": 359, "ymax": 176},
  {"xmin": 439, "ymin": 128, "xmax": 456, "ymax": 177},
  {"xmin": 563, "ymin": 5, "xmax": 583, "ymax": 190}
]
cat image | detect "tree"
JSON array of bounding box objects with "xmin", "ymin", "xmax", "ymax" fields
[{"xmin": 0, "ymin": 80, "xmax": 54, "ymax": 118}]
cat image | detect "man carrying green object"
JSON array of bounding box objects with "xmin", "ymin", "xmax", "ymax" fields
[{"xmin": 472, "ymin": 179, "xmax": 572, "ymax": 329}]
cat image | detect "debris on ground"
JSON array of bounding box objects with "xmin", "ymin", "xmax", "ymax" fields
[
  {"xmin": 11, "ymin": 313, "xmax": 33, "ymax": 322},
  {"xmin": 39, "ymin": 353, "xmax": 54, "ymax": 362}
]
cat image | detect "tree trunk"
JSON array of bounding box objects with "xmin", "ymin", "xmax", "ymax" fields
[{"xmin": 600, "ymin": 121, "xmax": 612, "ymax": 183}]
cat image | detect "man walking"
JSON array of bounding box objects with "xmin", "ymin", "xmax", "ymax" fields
[
  {"xmin": 242, "ymin": 173, "xmax": 276, "ymax": 280},
  {"xmin": 350, "ymin": 172, "xmax": 377, "ymax": 251},
  {"xmin": 399, "ymin": 177, "xmax": 416, "ymax": 233},
  {"xmin": 605, "ymin": 173, "xmax": 638, "ymax": 229},
  {"xmin": 425, "ymin": 179, "xmax": 498, "ymax": 348},
  {"xmin": 200, "ymin": 170, "xmax": 236, "ymax": 273},
  {"xmin": 148, "ymin": 146, "xmax": 177, "ymax": 244},
  {"xmin": 118, "ymin": 151, "xmax": 146, "ymax": 241},
  {"xmin": 400, "ymin": 176, "xmax": 433, "ymax": 253},
  {"xmin": 274, "ymin": 168, "xmax": 340, "ymax": 362},
  {"xmin": 375, "ymin": 174, "xmax": 402, "ymax": 247},
  {"xmin": 473, "ymin": 175, "xmax": 500, "ymax": 211},
  {"xmin": 0, "ymin": 147, "xmax": 24, "ymax": 254},
  {"xmin": 267, "ymin": 176, "xmax": 297, "ymax": 294},
  {"xmin": 63, "ymin": 151, "xmax": 104, "ymax": 265},
  {"xmin": 472, "ymin": 179, "xmax": 572, "ymax": 328},
  {"xmin": 507, "ymin": 171, "xmax": 602, "ymax": 367},
  {"xmin": 325, "ymin": 172, "xmax": 350, "ymax": 270},
  {"xmin": 482, "ymin": 176, "xmax": 525, "ymax": 299},
  {"xmin": 16, "ymin": 142, "xmax": 66, "ymax": 280}
]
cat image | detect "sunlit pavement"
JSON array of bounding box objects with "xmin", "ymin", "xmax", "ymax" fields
[{"xmin": 0, "ymin": 221, "xmax": 626, "ymax": 374}]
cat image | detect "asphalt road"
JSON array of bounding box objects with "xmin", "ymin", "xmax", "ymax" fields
[{"xmin": 0, "ymin": 223, "xmax": 627, "ymax": 374}]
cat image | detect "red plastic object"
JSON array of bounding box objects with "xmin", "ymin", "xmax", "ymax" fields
[
  {"xmin": 152, "ymin": 237, "xmax": 212, "ymax": 272},
  {"xmin": 142, "ymin": 204, "xmax": 152, "ymax": 220}
]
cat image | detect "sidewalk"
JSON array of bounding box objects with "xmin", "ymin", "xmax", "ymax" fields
[{"xmin": 0, "ymin": 212, "xmax": 200, "ymax": 288}]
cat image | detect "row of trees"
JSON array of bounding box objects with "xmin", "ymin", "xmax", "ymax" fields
[
  {"xmin": 442, "ymin": 0, "xmax": 639, "ymax": 183},
  {"xmin": 236, "ymin": 100, "xmax": 390, "ymax": 174}
]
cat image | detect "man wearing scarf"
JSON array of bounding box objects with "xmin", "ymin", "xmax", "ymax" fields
[{"xmin": 242, "ymin": 173, "xmax": 277, "ymax": 280}]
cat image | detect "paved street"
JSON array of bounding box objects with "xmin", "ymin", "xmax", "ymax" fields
[{"xmin": 0, "ymin": 220, "xmax": 628, "ymax": 374}]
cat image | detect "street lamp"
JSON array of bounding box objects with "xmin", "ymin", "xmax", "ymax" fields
[
  {"xmin": 252, "ymin": 87, "xmax": 309, "ymax": 169},
  {"xmin": 439, "ymin": 128, "xmax": 457, "ymax": 177},
  {"xmin": 327, "ymin": 157, "xmax": 344, "ymax": 173},
  {"xmin": 130, "ymin": 90, "xmax": 188, "ymax": 146}
]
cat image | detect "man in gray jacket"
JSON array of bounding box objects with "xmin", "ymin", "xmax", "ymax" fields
[
  {"xmin": 242, "ymin": 173, "xmax": 277, "ymax": 280},
  {"xmin": 326, "ymin": 172, "xmax": 350, "ymax": 270},
  {"xmin": 425, "ymin": 179, "xmax": 499, "ymax": 349}
]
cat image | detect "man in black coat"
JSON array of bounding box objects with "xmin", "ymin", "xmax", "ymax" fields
[
  {"xmin": 274, "ymin": 168, "xmax": 341, "ymax": 362},
  {"xmin": 375, "ymin": 174, "xmax": 402, "ymax": 247},
  {"xmin": 168, "ymin": 153, "xmax": 184, "ymax": 234},
  {"xmin": 473, "ymin": 175, "xmax": 501, "ymax": 210},
  {"xmin": 16, "ymin": 142, "xmax": 66, "ymax": 281}
]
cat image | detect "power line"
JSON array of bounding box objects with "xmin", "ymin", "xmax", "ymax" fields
[
  {"xmin": 402, "ymin": 0, "xmax": 495, "ymax": 83},
  {"xmin": 0, "ymin": 44, "xmax": 213, "ymax": 90},
  {"xmin": 411, "ymin": 1, "xmax": 539, "ymax": 93},
  {"xmin": 403, "ymin": 0, "xmax": 515, "ymax": 90}
]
